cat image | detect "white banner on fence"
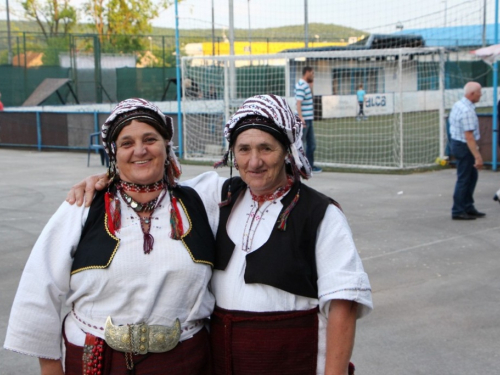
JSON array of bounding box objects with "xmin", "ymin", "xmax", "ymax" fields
[
  {"xmin": 321, "ymin": 95, "xmax": 358, "ymax": 118},
  {"xmin": 319, "ymin": 87, "xmax": 499, "ymax": 119},
  {"xmin": 364, "ymin": 94, "xmax": 395, "ymax": 116},
  {"xmin": 322, "ymin": 94, "xmax": 394, "ymax": 118}
]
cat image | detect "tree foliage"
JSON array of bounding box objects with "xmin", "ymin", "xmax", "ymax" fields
[
  {"xmin": 21, "ymin": 0, "xmax": 77, "ymax": 40},
  {"xmin": 83, "ymin": 0, "xmax": 176, "ymax": 53}
]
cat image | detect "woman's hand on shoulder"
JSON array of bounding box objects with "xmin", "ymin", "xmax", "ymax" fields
[{"xmin": 66, "ymin": 173, "xmax": 109, "ymax": 207}]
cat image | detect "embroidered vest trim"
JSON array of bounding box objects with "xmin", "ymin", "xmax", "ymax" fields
[
  {"xmin": 215, "ymin": 177, "xmax": 337, "ymax": 299},
  {"xmin": 71, "ymin": 186, "xmax": 215, "ymax": 274}
]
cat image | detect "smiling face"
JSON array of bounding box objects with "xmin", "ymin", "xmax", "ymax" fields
[
  {"xmin": 114, "ymin": 120, "xmax": 168, "ymax": 185},
  {"xmin": 233, "ymin": 128, "xmax": 288, "ymax": 196}
]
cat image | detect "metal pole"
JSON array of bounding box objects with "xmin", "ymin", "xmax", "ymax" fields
[
  {"xmin": 223, "ymin": 60, "xmax": 230, "ymax": 151},
  {"xmin": 304, "ymin": 0, "xmax": 309, "ymax": 48},
  {"xmin": 70, "ymin": 35, "xmax": 79, "ymax": 101},
  {"xmin": 247, "ymin": 0, "xmax": 252, "ymax": 55},
  {"xmin": 438, "ymin": 48, "xmax": 446, "ymax": 159},
  {"xmin": 162, "ymin": 35, "xmax": 166, "ymax": 93},
  {"xmin": 398, "ymin": 49, "xmax": 404, "ymax": 169},
  {"xmin": 482, "ymin": 0, "xmax": 487, "ymax": 47},
  {"xmin": 23, "ymin": 32, "xmax": 27, "ymax": 100},
  {"xmin": 229, "ymin": 0, "xmax": 235, "ymax": 56},
  {"xmin": 224, "ymin": 61, "xmax": 230, "ymax": 125},
  {"xmin": 492, "ymin": 0, "xmax": 499, "ymax": 170},
  {"xmin": 228, "ymin": 0, "xmax": 236, "ymax": 99},
  {"xmin": 6, "ymin": 0, "xmax": 13, "ymax": 64},
  {"xmin": 94, "ymin": 111, "xmax": 99, "ymax": 132},
  {"xmin": 174, "ymin": 0, "xmax": 183, "ymax": 158},
  {"xmin": 212, "ymin": 0, "xmax": 215, "ymax": 56},
  {"xmin": 285, "ymin": 59, "xmax": 290, "ymax": 97},
  {"xmin": 93, "ymin": 35, "xmax": 102, "ymax": 103},
  {"xmin": 36, "ymin": 112, "xmax": 42, "ymax": 151}
]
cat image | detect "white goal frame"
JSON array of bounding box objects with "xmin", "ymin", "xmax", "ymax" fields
[{"xmin": 180, "ymin": 47, "xmax": 446, "ymax": 170}]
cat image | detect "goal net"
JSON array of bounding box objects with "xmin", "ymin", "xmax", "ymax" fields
[{"xmin": 181, "ymin": 47, "xmax": 446, "ymax": 170}]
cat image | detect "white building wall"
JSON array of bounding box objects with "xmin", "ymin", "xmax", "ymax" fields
[{"xmin": 59, "ymin": 54, "xmax": 136, "ymax": 69}]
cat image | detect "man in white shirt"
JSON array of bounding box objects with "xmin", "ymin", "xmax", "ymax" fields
[{"xmin": 448, "ymin": 81, "xmax": 485, "ymax": 220}]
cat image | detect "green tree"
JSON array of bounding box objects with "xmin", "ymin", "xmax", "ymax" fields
[
  {"xmin": 21, "ymin": 0, "xmax": 77, "ymax": 40},
  {"xmin": 83, "ymin": 0, "xmax": 177, "ymax": 53}
]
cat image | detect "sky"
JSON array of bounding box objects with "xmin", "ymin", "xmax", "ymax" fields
[
  {"xmin": 1, "ymin": 0, "xmax": 494, "ymax": 35},
  {"xmin": 155, "ymin": 0, "xmax": 491, "ymax": 32}
]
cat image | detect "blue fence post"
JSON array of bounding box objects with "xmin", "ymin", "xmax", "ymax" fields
[
  {"xmin": 94, "ymin": 111, "xmax": 99, "ymax": 132},
  {"xmin": 36, "ymin": 111, "xmax": 42, "ymax": 151}
]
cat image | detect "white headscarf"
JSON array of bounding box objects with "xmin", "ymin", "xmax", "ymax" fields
[
  {"xmin": 221, "ymin": 94, "xmax": 312, "ymax": 179},
  {"xmin": 102, "ymin": 98, "xmax": 182, "ymax": 180}
]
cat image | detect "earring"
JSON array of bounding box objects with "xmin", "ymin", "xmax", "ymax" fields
[{"xmin": 234, "ymin": 160, "xmax": 239, "ymax": 170}]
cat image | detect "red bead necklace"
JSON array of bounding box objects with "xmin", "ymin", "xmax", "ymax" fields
[
  {"xmin": 116, "ymin": 179, "xmax": 164, "ymax": 193},
  {"xmin": 249, "ymin": 176, "xmax": 294, "ymax": 203}
]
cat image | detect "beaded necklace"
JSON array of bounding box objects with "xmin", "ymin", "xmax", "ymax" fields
[
  {"xmin": 249, "ymin": 175, "xmax": 293, "ymax": 203},
  {"xmin": 119, "ymin": 189, "xmax": 167, "ymax": 254},
  {"xmin": 120, "ymin": 191, "xmax": 159, "ymax": 212},
  {"xmin": 116, "ymin": 180, "xmax": 165, "ymax": 193}
]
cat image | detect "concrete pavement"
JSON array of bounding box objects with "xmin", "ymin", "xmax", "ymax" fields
[{"xmin": 1, "ymin": 148, "xmax": 499, "ymax": 374}]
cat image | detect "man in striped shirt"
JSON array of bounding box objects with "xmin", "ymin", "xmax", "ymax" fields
[
  {"xmin": 295, "ymin": 66, "xmax": 322, "ymax": 173},
  {"xmin": 449, "ymin": 81, "xmax": 485, "ymax": 220}
]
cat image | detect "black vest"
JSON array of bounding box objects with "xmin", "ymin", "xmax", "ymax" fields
[
  {"xmin": 215, "ymin": 177, "xmax": 337, "ymax": 299},
  {"xmin": 71, "ymin": 186, "xmax": 215, "ymax": 274}
]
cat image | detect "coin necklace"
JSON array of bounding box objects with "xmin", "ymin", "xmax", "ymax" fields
[{"xmin": 120, "ymin": 189, "xmax": 167, "ymax": 254}]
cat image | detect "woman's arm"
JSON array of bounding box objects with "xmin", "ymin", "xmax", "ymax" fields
[
  {"xmin": 39, "ymin": 358, "xmax": 64, "ymax": 375},
  {"xmin": 315, "ymin": 205, "xmax": 373, "ymax": 374},
  {"xmin": 324, "ymin": 300, "xmax": 358, "ymax": 375}
]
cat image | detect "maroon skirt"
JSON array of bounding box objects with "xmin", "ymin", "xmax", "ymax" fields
[
  {"xmin": 210, "ymin": 306, "xmax": 319, "ymax": 375},
  {"xmin": 64, "ymin": 327, "xmax": 212, "ymax": 375}
]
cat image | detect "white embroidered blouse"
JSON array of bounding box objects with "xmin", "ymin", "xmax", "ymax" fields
[{"xmin": 4, "ymin": 183, "xmax": 219, "ymax": 360}]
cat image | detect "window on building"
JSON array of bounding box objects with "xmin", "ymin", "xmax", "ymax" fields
[{"xmin": 332, "ymin": 67, "xmax": 383, "ymax": 95}]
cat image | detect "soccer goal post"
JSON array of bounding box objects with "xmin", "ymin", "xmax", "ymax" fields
[{"xmin": 180, "ymin": 47, "xmax": 446, "ymax": 170}]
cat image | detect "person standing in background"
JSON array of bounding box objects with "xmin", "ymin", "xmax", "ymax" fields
[
  {"xmin": 356, "ymin": 84, "xmax": 366, "ymax": 120},
  {"xmin": 0, "ymin": 92, "xmax": 4, "ymax": 111},
  {"xmin": 449, "ymin": 81, "xmax": 485, "ymax": 220},
  {"xmin": 295, "ymin": 66, "xmax": 322, "ymax": 173}
]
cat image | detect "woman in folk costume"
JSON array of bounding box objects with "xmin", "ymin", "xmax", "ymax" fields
[
  {"xmin": 209, "ymin": 94, "xmax": 372, "ymax": 375},
  {"xmin": 4, "ymin": 98, "xmax": 217, "ymax": 375},
  {"xmin": 66, "ymin": 94, "xmax": 373, "ymax": 375}
]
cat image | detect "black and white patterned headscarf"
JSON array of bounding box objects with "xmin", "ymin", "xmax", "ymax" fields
[
  {"xmin": 218, "ymin": 94, "xmax": 312, "ymax": 179},
  {"xmin": 102, "ymin": 98, "xmax": 181, "ymax": 181}
]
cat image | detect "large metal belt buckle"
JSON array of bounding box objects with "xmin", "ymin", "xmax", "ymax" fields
[{"xmin": 104, "ymin": 316, "xmax": 181, "ymax": 354}]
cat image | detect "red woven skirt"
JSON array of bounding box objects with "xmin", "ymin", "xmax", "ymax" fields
[
  {"xmin": 64, "ymin": 327, "xmax": 211, "ymax": 375},
  {"xmin": 210, "ymin": 306, "xmax": 319, "ymax": 375}
]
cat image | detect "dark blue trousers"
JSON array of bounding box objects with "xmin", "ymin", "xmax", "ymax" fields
[
  {"xmin": 450, "ymin": 139, "xmax": 478, "ymax": 216},
  {"xmin": 302, "ymin": 119, "xmax": 316, "ymax": 167}
]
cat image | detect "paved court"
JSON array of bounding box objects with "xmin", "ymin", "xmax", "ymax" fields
[{"xmin": 1, "ymin": 148, "xmax": 499, "ymax": 374}]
